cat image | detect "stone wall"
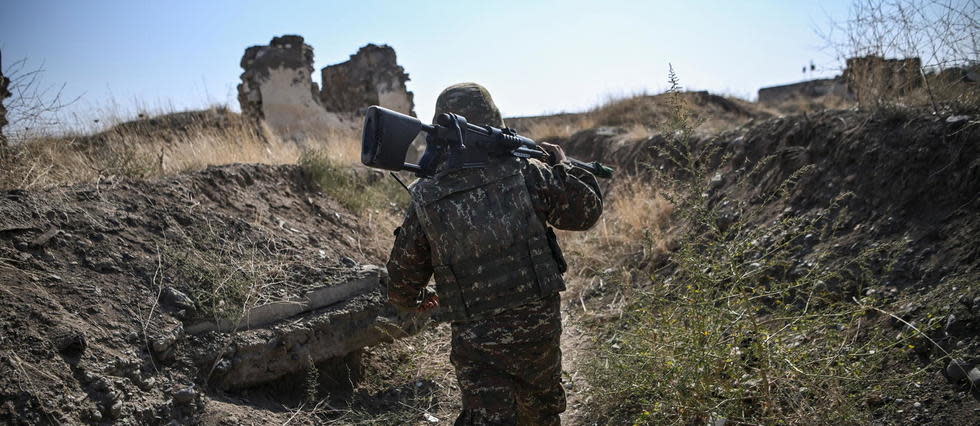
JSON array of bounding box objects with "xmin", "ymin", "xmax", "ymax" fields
[
  {"xmin": 319, "ymin": 44, "xmax": 415, "ymax": 116},
  {"xmin": 237, "ymin": 35, "xmax": 341, "ymax": 141},
  {"xmin": 758, "ymin": 78, "xmax": 849, "ymax": 105},
  {"xmin": 758, "ymin": 56, "xmax": 924, "ymax": 105},
  {"xmin": 843, "ymin": 56, "xmax": 923, "ymax": 103},
  {"xmin": 237, "ymin": 38, "xmax": 417, "ymax": 140}
]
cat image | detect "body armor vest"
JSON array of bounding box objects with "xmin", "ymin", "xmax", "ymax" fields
[{"xmin": 412, "ymin": 158, "xmax": 566, "ymax": 322}]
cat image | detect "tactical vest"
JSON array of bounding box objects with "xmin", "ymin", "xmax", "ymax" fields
[{"xmin": 412, "ymin": 158, "xmax": 566, "ymax": 322}]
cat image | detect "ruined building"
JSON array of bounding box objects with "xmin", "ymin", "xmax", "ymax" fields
[
  {"xmin": 758, "ymin": 55, "xmax": 925, "ymax": 106},
  {"xmin": 319, "ymin": 44, "xmax": 415, "ymax": 116},
  {"xmin": 238, "ymin": 37, "xmax": 416, "ymax": 140},
  {"xmin": 843, "ymin": 56, "xmax": 923, "ymax": 103},
  {"xmin": 237, "ymin": 35, "xmax": 341, "ymax": 140}
]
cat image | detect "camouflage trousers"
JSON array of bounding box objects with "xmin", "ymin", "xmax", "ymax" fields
[{"xmin": 450, "ymin": 295, "xmax": 565, "ymax": 426}]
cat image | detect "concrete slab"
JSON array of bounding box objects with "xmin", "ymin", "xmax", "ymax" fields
[{"xmin": 186, "ymin": 265, "xmax": 385, "ymax": 335}]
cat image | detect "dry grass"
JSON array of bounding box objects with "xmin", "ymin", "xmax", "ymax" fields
[
  {"xmin": 583, "ymin": 175, "xmax": 931, "ymax": 424},
  {"xmin": 281, "ymin": 323, "xmax": 460, "ymax": 425},
  {"xmin": 523, "ymin": 114, "xmax": 597, "ymax": 141},
  {"xmin": 0, "ymin": 106, "xmax": 362, "ymax": 191},
  {"xmin": 562, "ymin": 176, "xmax": 674, "ymax": 285},
  {"xmin": 520, "ymin": 90, "xmax": 768, "ymax": 144}
]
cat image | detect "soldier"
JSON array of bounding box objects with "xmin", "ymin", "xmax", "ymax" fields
[{"xmin": 386, "ymin": 82, "xmax": 603, "ymax": 425}]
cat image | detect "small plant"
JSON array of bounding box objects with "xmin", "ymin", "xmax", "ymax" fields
[
  {"xmin": 162, "ymin": 227, "xmax": 297, "ymax": 323},
  {"xmin": 164, "ymin": 243, "xmax": 262, "ymax": 322},
  {"xmin": 299, "ymin": 149, "xmax": 409, "ymax": 212},
  {"xmin": 305, "ymin": 354, "xmax": 321, "ymax": 405}
]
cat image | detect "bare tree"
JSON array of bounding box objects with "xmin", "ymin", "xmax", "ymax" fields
[
  {"xmin": 821, "ymin": 0, "xmax": 979, "ymax": 108},
  {"xmin": 0, "ymin": 50, "xmax": 11, "ymax": 147},
  {"xmin": 1, "ymin": 51, "xmax": 80, "ymax": 144}
]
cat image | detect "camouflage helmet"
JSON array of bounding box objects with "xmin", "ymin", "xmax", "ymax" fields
[{"xmin": 433, "ymin": 83, "xmax": 504, "ymax": 128}]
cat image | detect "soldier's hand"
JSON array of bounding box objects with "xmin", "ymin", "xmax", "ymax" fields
[
  {"xmin": 416, "ymin": 294, "xmax": 440, "ymax": 313},
  {"xmin": 539, "ymin": 142, "xmax": 567, "ymax": 165}
]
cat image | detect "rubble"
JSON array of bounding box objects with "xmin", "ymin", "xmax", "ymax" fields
[
  {"xmin": 184, "ymin": 265, "xmax": 387, "ymax": 335},
  {"xmin": 198, "ymin": 286, "xmax": 427, "ymax": 390},
  {"xmin": 319, "ymin": 44, "xmax": 415, "ymax": 116},
  {"xmin": 237, "ymin": 35, "xmax": 341, "ymax": 140},
  {"xmin": 946, "ymin": 359, "xmax": 974, "ymax": 382}
]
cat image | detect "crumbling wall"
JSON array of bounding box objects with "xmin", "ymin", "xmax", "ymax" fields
[
  {"xmin": 758, "ymin": 56, "xmax": 924, "ymax": 106},
  {"xmin": 843, "ymin": 55, "xmax": 923, "ymax": 103},
  {"xmin": 1, "ymin": 50, "xmax": 11, "ymax": 147},
  {"xmin": 758, "ymin": 78, "xmax": 849, "ymax": 105},
  {"xmin": 319, "ymin": 44, "xmax": 415, "ymax": 116},
  {"xmin": 237, "ymin": 35, "xmax": 341, "ymax": 140}
]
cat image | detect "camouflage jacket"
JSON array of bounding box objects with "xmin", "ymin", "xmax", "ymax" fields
[{"xmin": 386, "ymin": 158, "xmax": 603, "ymax": 313}]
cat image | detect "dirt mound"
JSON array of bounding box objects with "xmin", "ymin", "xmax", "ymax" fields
[
  {"xmin": 507, "ymin": 91, "xmax": 774, "ymax": 140},
  {"xmin": 592, "ymin": 91, "xmax": 768, "ymax": 128},
  {"xmin": 77, "ymin": 107, "xmax": 250, "ymax": 148},
  {"xmin": 562, "ymin": 108, "xmax": 980, "ymax": 422},
  {"xmin": 0, "ymin": 163, "xmax": 420, "ymax": 424},
  {"xmin": 565, "ymin": 108, "xmax": 979, "ymax": 291}
]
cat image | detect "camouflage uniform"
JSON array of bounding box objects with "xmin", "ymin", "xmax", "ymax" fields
[{"xmin": 386, "ymin": 83, "xmax": 603, "ymax": 425}]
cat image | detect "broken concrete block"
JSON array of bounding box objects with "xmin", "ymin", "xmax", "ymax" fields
[
  {"xmin": 185, "ymin": 265, "xmax": 384, "ymax": 335},
  {"xmin": 184, "ymin": 264, "xmax": 429, "ymax": 390},
  {"xmin": 204, "ymin": 290, "xmax": 427, "ymax": 390}
]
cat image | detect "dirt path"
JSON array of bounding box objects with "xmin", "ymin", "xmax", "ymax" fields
[
  {"xmin": 560, "ymin": 312, "xmax": 593, "ymax": 425},
  {"xmin": 560, "ymin": 288, "xmax": 602, "ymax": 425}
]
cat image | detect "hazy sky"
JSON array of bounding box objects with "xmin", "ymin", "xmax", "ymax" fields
[{"xmin": 1, "ymin": 0, "xmax": 855, "ymax": 125}]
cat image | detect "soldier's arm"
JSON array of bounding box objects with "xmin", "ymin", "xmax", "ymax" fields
[
  {"xmin": 385, "ymin": 207, "xmax": 434, "ymax": 310},
  {"xmin": 524, "ymin": 158, "xmax": 604, "ymax": 231}
]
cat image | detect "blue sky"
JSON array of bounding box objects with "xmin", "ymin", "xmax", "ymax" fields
[{"xmin": 1, "ymin": 0, "xmax": 854, "ymax": 125}]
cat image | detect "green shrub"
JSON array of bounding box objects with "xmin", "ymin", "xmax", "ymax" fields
[
  {"xmin": 300, "ymin": 150, "xmax": 409, "ymax": 212},
  {"xmin": 164, "ymin": 242, "xmax": 271, "ymax": 322}
]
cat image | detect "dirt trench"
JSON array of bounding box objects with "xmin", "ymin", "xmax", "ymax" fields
[
  {"xmin": 555, "ymin": 107, "xmax": 980, "ymax": 424},
  {"xmin": 2, "ymin": 106, "xmax": 978, "ymax": 424},
  {"xmin": 0, "ymin": 163, "xmax": 428, "ymax": 424}
]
